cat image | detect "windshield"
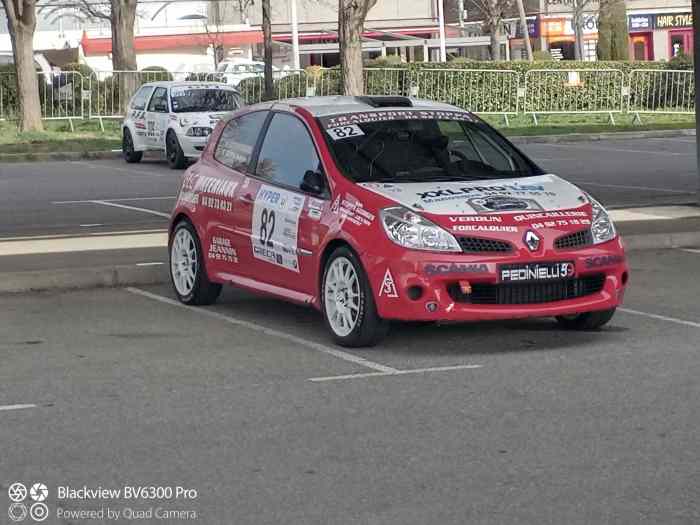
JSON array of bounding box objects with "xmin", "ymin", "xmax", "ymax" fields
[
  {"xmin": 170, "ymin": 87, "xmax": 240, "ymax": 113},
  {"xmin": 320, "ymin": 111, "xmax": 541, "ymax": 183}
]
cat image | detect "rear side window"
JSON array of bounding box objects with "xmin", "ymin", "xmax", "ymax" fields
[
  {"xmin": 214, "ymin": 111, "xmax": 268, "ymax": 172},
  {"xmin": 255, "ymin": 113, "xmax": 320, "ymax": 190},
  {"xmin": 147, "ymin": 87, "xmax": 169, "ymax": 112},
  {"xmin": 130, "ymin": 86, "xmax": 154, "ymax": 110}
]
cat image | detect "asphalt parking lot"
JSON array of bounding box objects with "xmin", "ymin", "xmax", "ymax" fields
[
  {"xmin": 0, "ymin": 136, "xmax": 697, "ymax": 238},
  {"xmin": 2, "ymin": 247, "xmax": 699, "ymax": 524}
]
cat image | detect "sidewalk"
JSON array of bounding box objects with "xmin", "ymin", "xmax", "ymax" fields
[{"xmin": 0, "ymin": 205, "xmax": 698, "ymax": 294}]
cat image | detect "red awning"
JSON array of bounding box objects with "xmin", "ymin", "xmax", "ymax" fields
[{"xmin": 81, "ymin": 30, "xmax": 263, "ymax": 56}]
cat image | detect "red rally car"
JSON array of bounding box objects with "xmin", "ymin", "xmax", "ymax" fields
[{"xmin": 168, "ymin": 96, "xmax": 629, "ymax": 347}]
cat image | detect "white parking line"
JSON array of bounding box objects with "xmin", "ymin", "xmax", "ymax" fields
[
  {"xmin": 89, "ymin": 200, "xmax": 171, "ymax": 218},
  {"xmin": 54, "ymin": 196, "xmax": 175, "ymax": 204},
  {"xmin": 0, "ymin": 232, "xmax": 167, "ymax": 255},
  {"xmin": 309, "ymin": 364, "xmax": 483, "ymax": 382},
  {"xmin": 0, "ymin": 404, "xmax": 37, "ymax": 412},
  {"xmin": 126, "ymin": 287, "xmax": 399, "ymax": 374},
  {"xmin": 681, "ymin": 249, "xmax": 700, "ymax": 254},
  {"xmin": 536, "ymin": 143, "xmax": 695, "ymax": 156},
  {"xmin": 136, "ymin": 262, "xmax": 165, "ymax": 267},
  {"xmin": 75, "ymin": 161, "xmax": 170, "ymax": 177},
  {"xmin": 569, "ymin": 180, "xmax": 690, "ymax": 194},
  {"xmin": 619, "ymin": 308, "xmax": 700, "ymax": 329}
]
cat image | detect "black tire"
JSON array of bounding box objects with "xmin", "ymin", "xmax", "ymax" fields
[
  {"xmin": 166, "ymin": 131, "xmax": 186, "ymax": 169},
  {"xmin": 321, "ymin": 246, "xmax": 389, "ymax": 347},
  {"xmin": 556, "ymin": 308, "xmax": 616, "ymax": 330},
  {"xmin": 169, "ymin": 220, "xmax": 221, "ymax": 306},
  {"xmin": 123, "ymin": 128, "xmax": 142, "ymax": 163}
]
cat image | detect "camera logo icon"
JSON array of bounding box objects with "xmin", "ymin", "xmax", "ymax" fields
[
  {"xmin": 8, "ymin": 502, "xmax": 28, "ymax": 522},
  {"xmin": 30, "ymin": 503, "xmax": 49, "ymax": 522},
  {"xmin": 8, "ymin": 483, "xmax": 27, "ymax": 503},
  {"xmin": 29, "ymin": 484, "xmax": 47, "ymax": 503}
]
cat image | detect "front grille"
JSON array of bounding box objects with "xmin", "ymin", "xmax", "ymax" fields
[
  {"xmin": 448, "ymin": 274, "xmax": 606, "ymax": 305},
  {"xmin": 457, "ymin": 236, "xmax": 513, "ymax": 254},
  {"xmin": 555, "ymin": 229, "xmax": 593, "ymax": 250}
]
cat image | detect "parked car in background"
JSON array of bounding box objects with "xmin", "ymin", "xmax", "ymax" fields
[
  {"xmin": 216, "ymin": 59, "xmax": 289, "ymax": 86},
  {"xmin": 168, "ymin": 96, "xmax": 629, "ymax": 347},
  {"xmin": 122, "ymin": 81, "xmax": 242, "ymax": 169}
]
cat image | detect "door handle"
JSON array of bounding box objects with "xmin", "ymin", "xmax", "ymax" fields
[{"xmin": 239, "ymin": 194, "xmax": 255, "ymax": 204}]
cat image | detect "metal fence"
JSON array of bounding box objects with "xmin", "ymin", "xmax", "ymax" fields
[
  {"xmin": 524, "ymin": 69, "xmax": 625, "ymax": 125},
  {"xmin": 1, "ymin": 71, "xmax": 87, "ymax": 125},
  {"xmin": 0, "ymin": 67, "xmax": 695, "ymax": 127},
  {"xmin": 628, "ymin": 69, "xmax": 695, "ymax": 120}
]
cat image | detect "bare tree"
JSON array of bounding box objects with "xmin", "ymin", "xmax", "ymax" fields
[
  {"xmin": 515, "ymin": 0, "xmax": 532, "ymax": 61},
  {"xmin": 572, "ymin": 0, "xmax": 594, "ymax": 60},
  {"xmin": 339, "ymin": 0, "xmax": 377, "ymax": 95},
  {"xmin": 232, "ymin": 0, "xmax": 255, "ymax": 24},
  {"xmin": 44, "ymin": 0, "xmax": 137, "ymax": 112},
  {"xmin": 2, "ymin": 0, "xmax": 43, "ymax": 131},
  {"xmin": 470, "ymin": 0, "xmax": 513, "ymax": 60},
  {"xmin": 262, "ymin": 0, "xmax": 273, "ymax": 99}
]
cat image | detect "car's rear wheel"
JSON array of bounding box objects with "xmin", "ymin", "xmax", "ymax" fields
[
  {"xmin": 123, "ymin": 128, "xmax": 142, "ymax": 163},
  {"xmin": 169, "ymin": 221, "xmax": 221, "ymax": 305},
  {"xmin": 556, "ymin": 308, "xmax": 616, "ymax": 330},
  {"xmin": 166, "ymin": 131, "xmax": 186, "ymax": 169},
  {"xmin": 322, "ymin": 247, "xmax": 388, "ymax": 347}
]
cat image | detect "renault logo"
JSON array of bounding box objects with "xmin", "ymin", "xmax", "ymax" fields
[{"xmin": 524, "ymin": 230, "xmax": 541, "ymax": 252}]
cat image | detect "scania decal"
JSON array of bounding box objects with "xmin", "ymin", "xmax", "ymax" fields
[
  {"xmin": 425, "ymin": 263, "xmax": 489, "ymax": 276},
  {"xmin": 584, "ymin": 255, "xmax": 624, "ymax": 268}
]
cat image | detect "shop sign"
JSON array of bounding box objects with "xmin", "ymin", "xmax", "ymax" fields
[{"xmin": 654, "ymin": 12, "xmax": 693, "ymax": 29}]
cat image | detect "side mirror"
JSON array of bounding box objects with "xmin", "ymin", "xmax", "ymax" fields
[{"xmin": 300, "ymin": 170, "xmax": 325, "ymax": 195}]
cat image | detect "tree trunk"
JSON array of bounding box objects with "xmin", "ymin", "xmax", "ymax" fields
[
  {"xmin": 2, "ymin": 0, "xmax": 43, "ymax": 131},
  {"xmin": 339, "ymin": 0, "xmax": 377, "ymax": 96},
  {"xmin": 262, "ymin": 0, "xmax": 273, "ymax": 100},
  {"xmin": 489, "ymin": 27, "xmax": 500, "ymax": 61},
  {"xmin": 515, "ymin": 0, "xmax": 532, "ymax": 62},
  {"xmin": 573, "ymin": 12, "xmax": 583, "ymax": 60},
  {"xmin": 111, "ymin": 0, "xmax": 138, "ymax": 115}
]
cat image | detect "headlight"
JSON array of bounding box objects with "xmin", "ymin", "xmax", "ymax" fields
[
  {"xmin": 380, "ymin": 206, "xmax": 461, "ymax": 252},
  {"xmin": 588, "ymin": 195, "xmax": 616, "ymax": 244},
  {"xmin": 179, "ymin": 117, "xmax": 191, "ymax": 127},
  {"xmin": 186, "ymin": 126, "xmax": 212, "ymax": 137}
]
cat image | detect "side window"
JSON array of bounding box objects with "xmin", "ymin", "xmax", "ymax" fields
[
  {"xmin": 214, "ymin": 111, "xmax": 268, "ymax": 172},
  {"xmin": 438, "ymin": 120, "xmax": 481, "ymax": 163},
  {"xmin": 256, "ymin": 113, "xmax": 320, "ymax": 190},
  {"xmin": 467, "ymin": 128, "xmax": 514, "ymax": 171},
  {"xmin": 130, "ymin": 86, "xmax": 154, "ymax": 110},
  {"xmin": 147, "ymin": 87, "xmax": 168, "ymax": 113}
]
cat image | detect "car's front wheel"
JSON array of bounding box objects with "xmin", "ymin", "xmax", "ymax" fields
[
  {"xmin": 166, "ymin": 131, "xmax": 186, "ymax": 169},
  {"xmin": 556, "ymin": 308, "xmax": 616, "ymax": 330},
  {"xmin": 322, "ymin": 247, "xmax": 388, "ymax": 347},
  {"xmin": 169, "ymin": 221, "xmax": 221, "ymax": 305},
  {"xmin": 123, "ymin": 128, "xmax": 142, "ymax": 163}
]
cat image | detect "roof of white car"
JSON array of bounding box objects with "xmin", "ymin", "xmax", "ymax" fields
[
  {"xmin": 141, "ymin": 81, "xmax": 236, "ymax": 89},
  {"xmin": 257, "ymin": 96, "xmax": 469, "ymax": 118}
]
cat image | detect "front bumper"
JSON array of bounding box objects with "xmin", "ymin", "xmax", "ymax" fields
[
  {"xmin": 366, "ymin": 236, "xmax": 628, "ymax": 322},
  {"xmin": 177, "ymin": 133, "xmax": 210, "ymax": 158}
]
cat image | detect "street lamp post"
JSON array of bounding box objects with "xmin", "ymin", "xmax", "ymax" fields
[
  {"xmin": 437, "ymin": 0, "xmax": 447, "ymax": 62},
  {"xmin": 290, "ymin": 0, "xmax": 300, "ymax": 70}
]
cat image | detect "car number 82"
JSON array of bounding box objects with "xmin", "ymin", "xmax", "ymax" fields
[{"xmin": 327, "ymin": 124, "xmax": 364, "ymax": 141}]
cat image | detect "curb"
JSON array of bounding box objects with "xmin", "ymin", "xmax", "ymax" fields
[
  {"xmin": 2, "ymin": 231, "xmax": 699, "ymax": 294},
  {"xmin": 0, "ymin": 263, "xmax": 167, "ymax": 294},
  {"xmin": 510, "ymin": 128, "xmax": 696, "ymax": 144},
  {"xmin": 0, "ymin": 150, "xmax": 122, "ymax": 163}
]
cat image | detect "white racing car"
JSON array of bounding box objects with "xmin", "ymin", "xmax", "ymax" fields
[{"xmin": 122, "ymin": 81, "xmax": 242, "ymax": 169}]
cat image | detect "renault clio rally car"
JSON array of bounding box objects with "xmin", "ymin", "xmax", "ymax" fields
[
  {"xmin": 168, "ymin": 96, "xmax": 629, "ymax": 347},
  {"xmin": 122, "ymin": 81, "xmax": 241, "ymax": 169}
]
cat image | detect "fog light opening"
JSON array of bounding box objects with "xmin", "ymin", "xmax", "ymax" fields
[
  {"xmin": 407, "ymin": 285, "xmax": 424, "ymax": 301},
  {"xmin": 621, "ymin": 272, "xmax": 629, "ymax": 286}
]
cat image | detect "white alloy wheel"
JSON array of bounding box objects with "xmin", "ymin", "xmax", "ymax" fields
[
  {"xmin": 171, "ymin": 227, "xmax": 198, "ymax": 296},
  {"xmin": 324, "ymin": 256, "xmax": 361, "ymax": 337}
]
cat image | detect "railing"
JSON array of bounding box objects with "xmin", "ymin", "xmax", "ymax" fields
[
  {"xmin": 0, "ymin": 67, "xmax": 695, "ymax": 128},
  {"xmin": 628, "ymin": 69, "xmax": 695, "ymax": 122},
  {"xmin": 524, "ymin": 69, "xmax": 625, "ymax": 125}
]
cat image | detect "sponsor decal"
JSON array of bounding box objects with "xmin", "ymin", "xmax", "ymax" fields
[
  {"xmin": 514, "ymin": 210, "xmax": 588, "ymax": 222},
  {"xmin": 308, "ymin": 198, "xmax": 324, "ymax": 220},
  {"xmin": 531, "ymin": 218, "xmax": 591, "ymax": 229},
  {"xmin": 584, "ymin": 255, "xmax": 624, "ymax": 269},
  {"xmin": 180, "ymin": 173, "xmax": 236, "ymax": 210},
  {"xmin": 200, "ymin": 195, "xmax": 232, "ymax": 212},
  {"xmin": 449, "ymin": 215, "xmax": 503, "ymax": 223},
  {"xmin": 500, "ymin": 261, "xmax": 575, "ymax": 282},
  {"xmin": 208, "ymin": 235, "xmax": 238, "ymax": 263},
  {"xmin": 467, "ymin": 196, "xmax": 543, "ymax": 213},
  {"xmin": 418, "ymin": 184, "xmax": 547, "ymax": 200},
  {"xmin": 425, "ymin": 263, "xmax": 489, "ymax": 276},
  {"xmin": 452, "ymin": 224, "xmax": 517, "ymax": 233},
  {"xmin": 379, "ymin": 268, "xmax": 399, "ymax": 298},
  {"xmin": 251, "ymin": 185, "xmax": 305, "ymax": 272},
  {"xmin": 332, "ymin": 194, "xmax": 375, "ymax": 226},
  {"xmin": 322, "ymin": 110, "xmax": 476, "ymax": 129}
]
